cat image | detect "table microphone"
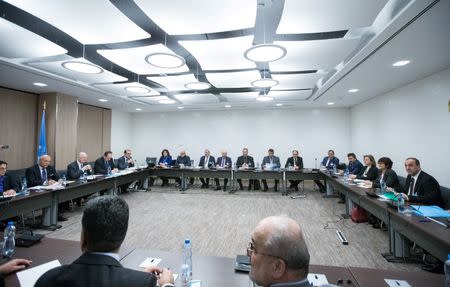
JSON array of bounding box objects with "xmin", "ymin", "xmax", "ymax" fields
[{"xmin": 0, "ymin": 145, "xmax": 9, "ymax": 150}]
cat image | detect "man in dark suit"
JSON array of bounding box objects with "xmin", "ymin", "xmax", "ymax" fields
[
  {"xmin": 35, "ymin": 196, "xmax": 174, "ymax": 287},
  {"xmin": 25, "ymin": 155, "xmax": 59, "ymax": 187},
  {"xmin": 285, "ymin": 150, "xmax": 304, "ymax": 191},
  {"xmin": 399, "ymin": 158, "xmax": 444, "ymax": 208},
  {"xmin": 94, "ymin": 151, "xmax": 118, "ymax": 175},
  {"xmin": 67, "ymin": 152, "xmax": 93, "ymax": 180},
  {"xmin": 315, "ymin": 149, "xmax": 340, "ymax": 192},
  {"xmin": 175, "ymin": 150, "xmax": 194, "ymax": 186},
  {"xmin": 0, "ymin": 160, "xmax": 18, "ymax": 196},
  {"xmin": 236, "ymin": 148, "xmax": 257, "ymax": 190},
  {"xmin": 261, "ymin": 149, "xmax": 281, "ymax": 192},
  {"xmin": 214, "ymin": 150, "xmax": 232, "ymax": 191},
  {"xmin": 198, "ymin": 149, "xmax": 215, "ymax": 189},
  {"xmin": 117, "ymin": 149, "xmax": 135, "ymax": 170}
]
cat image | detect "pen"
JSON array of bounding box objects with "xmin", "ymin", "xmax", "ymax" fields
[{"xmin": 425, "ymin": 216, "xmax": 448, "ymax": 228}]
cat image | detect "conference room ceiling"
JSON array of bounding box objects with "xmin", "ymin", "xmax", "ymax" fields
[{"xmin": 0, "ymin": 0, "xmax": 448, "ymax": 112}]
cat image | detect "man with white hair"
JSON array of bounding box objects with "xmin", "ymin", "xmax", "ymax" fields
[
  {"xmin": 248, "ymin": 216, "xmax": 336, "ymax": 287},
  {"xmin": 25, "ymin": 155, "xmax": 59, "ymax": 187},
  {"xmin": 67, "ymin": 152, "xmax": 93, "ymax": 180},
  {"xmin": 214, "ymin": 150, "xmax": 232, "ymax": 191}
]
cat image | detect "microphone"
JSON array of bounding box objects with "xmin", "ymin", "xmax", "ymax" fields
[
  {"xmin": 1, "ymin": 145, "xmax": 9, "ymax": 150},
  {"xmin": 315, "ymin": 158, "xmax": 317, "ymax": 169}
]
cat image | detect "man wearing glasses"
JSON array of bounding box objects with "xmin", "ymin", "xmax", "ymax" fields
[{"xmin": 247, "ymin": 216, "xmax": 333, "ymax": 287}]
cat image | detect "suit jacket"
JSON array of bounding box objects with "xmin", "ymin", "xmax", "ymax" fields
[
  {"xmin": 348, "ymin": 160, "xmax": 363, "ymax": 175},
  {"xmin": 236, "ymin": 155, "xmax": 255, "ymax": 168},
  {"xmin": 285, "ymin": 157, "xmax": 304, "ymax": 169},
  {"xmin": 356, "ymin": 166, "xmax": 378, "ymax": 181},
  {"xmin": 216, "ymin": 156, "xmax": 232, "ymax": 168},
  {"xmin": 117, "ymin": 156, "xmax": 135, "ymax": 170},
  {"xmin": 262, "ymin": 156, "xmax": 281, "ymax": 169},
  {"xmin": 176, "ymin": 155, "xmax": 191, "ymax": 166},
  {"xmin": 0, "ymin": 174, "xmax": 18, "ymax": 193},
  {"xmin": 158, "ymin": 156, "xmax": 172, "ymax": 166},
  {"xmin": 198, "ymin": 155, "xmax": 215, "ymax": 168},
  {"xmin": 403, "ymin": 171, "xmax": 443, "ymax": 207},
  {"xmin": 94, "ymin": 157, "xmax": 116, "ymax": 175},
  {"xmin": 25, "ymin": 164, "xmax": 59, "ymax": 187},
  {"xmin": 321, "ymin": 156, "xmax": 339, "ymax": 169},
  {"xmin": 373, "ymin": 169, "xmax": 402, "ymax": 192},
  {"xmin": 34, "ymin": 253, "xmax": 156, "ymax": 287},
  {"xmin": 67, "ymin": 161, "xmax": 93, "ymax": 180}
]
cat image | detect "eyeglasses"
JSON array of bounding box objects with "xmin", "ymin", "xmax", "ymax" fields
[{"xmin": 247, "ymin": 241, "xmax": 278, "ymax": 259}]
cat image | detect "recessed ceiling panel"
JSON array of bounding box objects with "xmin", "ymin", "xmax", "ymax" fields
[
  {"xmin": 277, "ymin": 0, "xmax": 388, "ymax": 34},
  {"xmin": 5, "ymin": 0, "xmax": 150, "ymax": 44},
  {"xmin": 175, "ymin": 93, "xmax": 219, "ymax": 104},
  {"xmin": 179, "ymin": 36, "xmax": 256, "ymax": 70},
  {"xmin": 132, "ymin": 95, "xmax": 170, "ymax": 104},
  {"xmin": 29, "ymin": 57, "xmax": 127, "ymax": 84},
  {"xmin": 147, "ymin": 74, "xmax": 198, "ymax": 91},
  {"xmin": 270, "ymin": 39, "xmax": 360, "ymax": 71},
  {"xmin": 94, "ymin": 82, "xmax": 160, "ymax": 97},
  {"xmin": 221, "ymin": 92, "xmax": 259, "ymax": 102},
  {"xmin": 268, "ymin": 90, "xmax": 311, "ymax": 100},
  {"xmin": 135, "ymin": 0, "xmax": 256, "ymax": 35},
  {"xmin": 97, "ymin": 44, "xmax": 189, "ymax": 74},
  {"xmin": 206, "ymin": 70, "xmax": 261, "ymax": 88},
  {"xmin": 271, "ymin": 73, "xmax": 323, "ymax": 90},
  {"xmin": 0, "ymin": 19, "xmax": 67, "ymax": 59}
]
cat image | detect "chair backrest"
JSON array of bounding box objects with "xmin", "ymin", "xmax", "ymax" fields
[
  {"xmin": 146, "ymin": 157, "xmax": 157, "ymax": 164},
  {"xmin": 6, "ymin": 168, "xmax": 27, "ymax": 189}
]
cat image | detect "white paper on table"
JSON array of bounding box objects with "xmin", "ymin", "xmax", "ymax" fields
[
  {"xmin": 307, "ymin": 273, "xmax": 328, "ymax": 286},
  {"xmin": 173, "ymin": 274, "xmax": 178, "ymax": 281},
  {"xmin": 17, "ymin": 259, "xmax": 61, "ymax": 287},
  {"xmin": 139, "ymin": 257, "xmax": 162, "ymax": 268},
  {"xmin": 384, "ymin": 279, "xmax": 411, "ymax": 287}
]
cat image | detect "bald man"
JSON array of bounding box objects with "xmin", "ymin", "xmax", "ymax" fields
[
  {"xmin": 214, "ymin": 150, "xmax": 232, "ymax": 191},
  {"xmin": 249, "ymin": 216, "xmax": 335, "ymax": 287},
  {"xmin": 175, "ymin": 150, "xmax": 194, "ymax": 185},
  {"xmin": 67, "ymin": 152, "xmax": 93, "ymax": 180},
  {"xmin": 26, "ymin": 155, "xmax": 59, "ymax": 187}
]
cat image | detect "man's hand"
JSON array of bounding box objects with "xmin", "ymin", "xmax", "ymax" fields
[
  {"xmin": 157, "ymin": 268, "xmax": 174, "ymax": 286},
  {"xmin": 82, "ymin": 165, "xmax": 92, "ymax": 171},
  {"xmin": 48, "ymin": 179, "xmax": 57, "ymax": 185},
  {"xmin": 0, "ymin": 259, "xmax": 32, "ymax": 275},
  {"xmin": 3, "ymin": 189, "xmax": 16, "ymax": 196},
  {"xmin": 143, "ymin": 266, "xmax": 163, "ymax": 275}
]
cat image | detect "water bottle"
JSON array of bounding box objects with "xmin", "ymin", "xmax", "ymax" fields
[
  {"xmin": 397, "ymin": 196, "xmax": 405, "ymax": 214},
  {"xmin": 380, "ymin": 178, "xmax": 386, "ymax": 193},
  {"xmin": 181, "ymin": 239, "xmax": 192, "ymax": 286},
  {"xmin": 343, "ymin": 169, "xmax": 349, "ymax": 184},
  {"xmin": 107, "ymin": 165, "xmax": 112, "ymax": 175},
  {"xmin": 256, "ymin": 162, "xmax": 260, "ymax": 170},
  {"xmin": 3, "ymin": 221, "xmax": 16, "ymax": 258},
  {"xmin": 61, "ymin": 174, "xmax": 67, "ymax": 186},
  {"xmin": 21, "ymin": 177, "xmax": 29, "ymax": 196},
  {"xmin": 445, "ymin": 254, "xmax": 450, "ymax": 287},
  {"xmin": 80, "ymin": 171, "xmax": 87, "ymax": 183},
  {"xmin": 333, "ymin": 164, "xmax": 337, "ymax": 174}
]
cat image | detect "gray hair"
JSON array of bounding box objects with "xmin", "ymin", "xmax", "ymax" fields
[{"xmin": 261, "ymin": 216, "xmax": 310, "ymax": 271}]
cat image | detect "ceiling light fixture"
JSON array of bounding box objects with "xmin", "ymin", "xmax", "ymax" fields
[
  {"xmin": 62, "ymin": 61, "xmax": 103, "ymax": 74},
  {"xmin": 177, "ymin": 106, "xmax": 184, "ymax": 110},
  {"xmin": 184, "ymin": 81, "xmax": 211, "ymax": 90},
  {"xmin": 224, "ymin": 105, "xmax": 232, "ymax": 108},
  {"xmin": 251, "ymin": 78, "xmax": 279, "ymax": 88},
  {"xmin": 125, "ymin": 86, "xmax": 151, "ymax": 94},
  {"xmin": 99, "ymin": 99, "xmax": 108, "ymax": 102},
  {"xmin": 159, "ymin": 99, "xmax": 176, "ymax": 104},
  {"xmin": 276, "ymin": 103, "xmax": 283, "ymax": 106},
  {"xmin": 348, "ymin": 89, "xmax": 359, "ymax": 93},
  {"xmin": 146, "ymin": 52, "xmax": 186, "ymax": 68},
  {"xmin": 33, "ymin": 82, "xmax": 48, "ymax": 87},
  {"xmin": 327, "ymin": 102, "xmax": 335, "ymax": 105},
  {"xmin": 135, "ymin": 108, "xmax": 142, "ymax": 111},
  {"xmin": 392, "ymin": 60, "xmax": 410, "ymax": 67},
  {"xmin": 256, "ymin": 95, "xmax": 274, "ymax": 102},
  {"xmin": 244, "ymin": 44, "xmax": 287, "ymax": 62}
]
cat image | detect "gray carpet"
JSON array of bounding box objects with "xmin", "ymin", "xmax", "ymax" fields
[{"xmin": 40, "ymin": 181, "xmax": 424, "ymax": 272}]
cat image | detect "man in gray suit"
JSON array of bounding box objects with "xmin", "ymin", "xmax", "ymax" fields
[
  {"xmin": 248, "ymin": 216, "xmax": 336, "ymax": 287},
  {"xmin": 261, "ymin": 148, "xmax": 281, "ymax": 191}
]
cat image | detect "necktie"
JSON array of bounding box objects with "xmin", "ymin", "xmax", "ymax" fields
[
  {"xmin": 294, "ymin": 158, "xmax": 296, "ymax": 166},
  {"xmin": 42, "ymin": 168, "xmax": 47, "ymax": 183},
  {"xmin": 408, "ymin": 177, "xmax": 415, "ymax": 196},
  {"xmin": 221, "ymin": 158, "xmax": 225, "ymax": 167},
  {"xmin": 270, "ymin": 157, "xmax": 273, "ymax": 164},
  {"xmin": 205, "ymin": 157, "xmax": 208, "ymax": 167}
]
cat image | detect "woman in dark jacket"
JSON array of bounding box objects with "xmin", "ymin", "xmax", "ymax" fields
[{"xmin": 349, "ymin": 154, "xmax": 378, "ymax": 181}]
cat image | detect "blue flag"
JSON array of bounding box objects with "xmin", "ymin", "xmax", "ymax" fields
[{"xmin": 37, "ymin": 109, "xmax": 47, "ymax": 161}]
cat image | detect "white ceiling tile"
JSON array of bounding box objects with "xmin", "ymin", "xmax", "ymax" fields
[
  {"xmin": 135, "ymin": 0, "xmax": 256, "ymax": 35},
  {"xmin": 271, "ymin": 73, "xmax": 323, "ymax": 90},
  {"xmin": 268, "ymin": 90, "xmax": 311, "ymax": 100},
  {"xmin": 97, "ymin": 44, "xmax": 189, "ymax": 75},
  {"xmin": 94, "ymin": 82, "xmax": 160, "ymax": 97},
  {"xmin": 147, "ymin": 74, "xmax": 198, "ymax": 91},
  {"xmin": 270, "ymin": 39, "xmax": 360, "ymax": 71},
  {"xmin": 277, "ymin": 0, "xmax": 388, "ymax": 34},
  {"xmin": 206, "ymin": 70, "xmax": 261, "ymax": 88},
  {"xmin": 132, "ymin": 95, "xmax": 171, "ymax": 104},
  {"xmin": 175, "ymin": 93, "xmax": 219, "ymax": 104},
  {"xmin": 221, "ymin": 92, "xmax": 259, "ymax": 102},
  {"xmin": 5, "ymin": 0, "xmax": 150, "ymax": 44},
  {"xmin": 29, "ymin": 57, "xmax": 127, "ymax": 84},
  {"xmin": 0, "ymin": 19, "xmax": 67, "ymax": 59},
  {"xmin": 179, "ymin": 36, "xmax": 256, "ymax": 70}
]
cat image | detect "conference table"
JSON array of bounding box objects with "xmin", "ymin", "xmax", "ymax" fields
[{"xmin": 3, "ymin": 237, "xmax": 444, "ymax": 287}]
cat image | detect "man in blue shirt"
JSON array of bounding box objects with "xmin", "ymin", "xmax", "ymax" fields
[
  {"xmin": 0, "ymin": 160, "xmax": 17, "ymax": 196},
  {"xmin": 315, "ymin": 150, "xmax": 339, "ymax": 192}
]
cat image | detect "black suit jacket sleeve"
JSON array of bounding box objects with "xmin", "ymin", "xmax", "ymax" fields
[
  {"xmin": 405, "ymin": 172, "xmax": 443, "ymax": 207},
  {"xmin": 357, "ymin": 166, "xmax": 378, "ymax": 181},
  {"xmin": 94, "ymin": 158, "xmax": 107, "ymax": 174},
  {"xmin": 117, "ymin": 157, "xmax": 128, "ymax": 170},
  {"xmin": 67, "ymin": 161, "xmax": 83, "ymax": 180},
  {"xmin": 25, "ymin": 165, "xmax": 59, "ymax": 187},
  {"xmin": 285, "ymin": 157, "xmax": 304, "ymax": 168},
  {"xmin": 3, "ymin": 175, "xmax": 18, "ymax": 192}
]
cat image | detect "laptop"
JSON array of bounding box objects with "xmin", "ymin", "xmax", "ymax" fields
[{"xmin": 146, "ymin": 157, "xmax": 157, "ymax": 167}]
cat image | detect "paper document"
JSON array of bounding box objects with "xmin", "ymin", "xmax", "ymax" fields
[
  {"xmin": 308, "ymin": 273, "xmax": 328, "ymax": 286},
  {"xmin": 17, "ymin": 259, "xmax": 61, "ymax": 287},
  {"xmin": 384, "ymin": 279, "xmax": 411, "ymax": 287},
  {"xmin": 139, "ymin": 257, "xmax": 162, "ymax": 268},
  {"xmin": 411, "ymin": 205, "xmax": 450, "ymax": 218}
]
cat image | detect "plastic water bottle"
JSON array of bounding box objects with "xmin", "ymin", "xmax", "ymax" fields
[
  {"xmin": 397, "ymin": 196, "xmax": 405, "ymax": 214},
  {"xmin": 333, "ymin": 164, "xmax": 337, "ymax": 174},
  {"xmin": 3, "ymin": 221, "xmax": 16, "ymax": 258},
  {"xmin": 181, "ymin": 239, "xmax": 192, "ymax": 286},
  {"xmin": 61, "ymin": 174, "xmax": 67, "ymax": 186},
  {"xmin": 256, "ymin": 162, "xmax": 260, "ymax": 170},
  {"xmin": 21, "ymin": 177, "xmax": 29, "ymax": 196},
  {"xmin": 380, "ymin": 178, "xmax": 386, "ymax": 193},
  {"xmin": 445, "ymin": 254, "xmax": 450, "ymax": 287},
  {"xmin": 343, "ymin": 169, "xmax": 349, "ymax": 184},
  {"xmin": 80, "ymin": 171, "xmax": 87, "ymax": 183}
]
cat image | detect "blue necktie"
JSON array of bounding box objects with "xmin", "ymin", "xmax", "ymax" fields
[{"xmin": 42, "ymin": 168, "xmax": 47, "ymax": 183}]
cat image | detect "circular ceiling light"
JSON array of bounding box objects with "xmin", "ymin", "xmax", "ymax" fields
[
  {"xmin": 327, "ymin": 102, "xmax": 335, "ymax": 105},
  {"xmin": 276, "ymin": 103, "xmax": 283, "ymax": 106},
  {"xmin": 256, "ymin": 95, "xmax": 274, "ymax": 102},
  {"xmin": 135, "ymin": 108, "xmax": 142, "ymax": 111},
  {"xmin": 159, "ymin": 99, "xmax": 176, "ymax": 104},
  {"xmin": 98, "ymin": 99, "xmax": 108, "ymax": 102},
  {"xmin": 184, "ymin": 81, "xmax": 211, "ymax": 90},
  {"xmin": 251, "ymin": 78, "xmax": 279, "ymax": 88},
  {"xmin": 62, "ymin": 61, "xmax": 103, "ymax": 74},
  {"xmin": 224, "ymin": 105, "xmax": 232, "ymax": 108},
  {"xmin": 244, "ymin": 44, "xmax": 287, "ymax": 62},
  {"xmin": 392, "ymin": 60, "xmax": 410, "ymax": 67},
  {"xmin": 177, "ymin": 106, "xmax": 184, "ymax": 110},
  {"xmin": 33, "ymin": 82, "xmax": 48, "ymax": 87},
  {"xmin": 124, "ymin": 86, "xmax": 151, "ymax": 94},
  {"xmin": 348, "ymin": 89, "xmax": 359, "ymax": 93},
  {"xmin": 145, "ymin": 52, "xmax": 185, "ymax": 69}
]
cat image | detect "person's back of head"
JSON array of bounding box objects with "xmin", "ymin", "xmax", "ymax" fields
[{"xmin": 81, "ymin": 196, "xmax": 129, "ymax": 253}]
